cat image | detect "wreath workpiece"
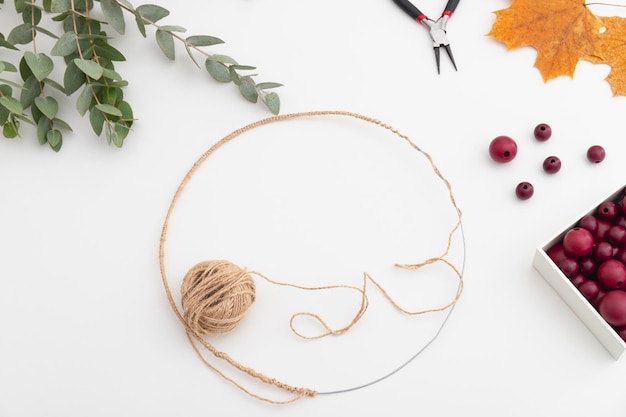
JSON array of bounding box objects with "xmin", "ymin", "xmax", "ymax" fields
[{"xmin": 158, "ymin": 110, "xmax": 465, "ymax": 404}]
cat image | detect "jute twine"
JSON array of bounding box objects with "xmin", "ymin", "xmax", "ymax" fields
[{"xmin": 158, "ymin": 110, "xmax": 464, "ymax": 404}]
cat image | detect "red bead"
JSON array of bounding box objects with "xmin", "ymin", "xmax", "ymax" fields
[
  {"xmin": 547, "ymin": 243, "xmax": 568, "ymax": 265},
  {"xmin": 597, "ymin": 259, "xmax": 626, "ymax": 290},
  {"xmin": 558, "ymin": 257, "xmax": 579, "ymax": 277},
  {"xmin": 489, "ymin": 136, "xmax": 518, "ymax": 163},
  {"xmin": 594, "ymin": 241, "xmax": 616, "ymax": 261},
  {"xmin": 578, "ymin": 215, "xmax": 598, "ymax": 234},
  {"xmin": 563, "ymin": 227, "xmax": 594, "ymax": 257},
  {"xmin": 607, "ymin": 225, "xmax": 626, "ymax": 246},
  {"xmin": 515, "ymin": 181, "xmax": 534, "ymax": 200},
  {"xmin": 599, "ymin": 290, "xmax": 626, "ymax": 326},
  {"xmin": 587, "ymin": 145, "xmax": 606, "ymax": 163},
  {"xmin": 578, "ymin": 279, "xmax": 600, "ymax": 300},
  {"xmin": 542, "ymin": 156, "xmax": 561, "ymax": 174},
  {"xmin": 598, "ymin": 201, "xmax": 620, "ymax": 221},
  {"xmin": 534, "ymin": 123, "xmax": 552, "ymax": 141}
]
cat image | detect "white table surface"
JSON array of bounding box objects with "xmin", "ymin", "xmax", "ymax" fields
[{"xmin": 2, "ymin": 1, "xmax": 626, "ymax": 415}]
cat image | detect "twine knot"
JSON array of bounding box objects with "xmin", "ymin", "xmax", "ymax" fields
[{"xmin": 181, "ymin": 260, "xmax": 256, "ymax": 337}]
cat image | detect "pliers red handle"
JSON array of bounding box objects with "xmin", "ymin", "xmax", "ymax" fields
[{"xmin": 392, "ymin": 0, "xmax": 460, "ymax": 73}]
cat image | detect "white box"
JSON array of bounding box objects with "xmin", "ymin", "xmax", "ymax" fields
[{"xmin": 532, "ymin": 187, "xmax": 626, "ymax": 359}]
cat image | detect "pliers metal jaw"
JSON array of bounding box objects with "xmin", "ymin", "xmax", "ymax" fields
[
  {"xmin": 420, "ymin": 15, "xmax": 457, "ymax": 74},
  {"xmin": 392, "ymin": 0, "xmax": 460, "ymax": 74}
]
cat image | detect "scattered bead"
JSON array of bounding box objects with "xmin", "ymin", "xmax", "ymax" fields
[
  {"xmin": 587, "ymin": 145, "xmax": 606, "ymax": 163},
  {"xmin": 489, "ymin": 136, "xmax": 518, "ymax": 163},
  {"xmin": 534, "ymin": 123, "xmax": 552, "ymax": 141},
  {"xmin": 542, "ymin": 156, "xmax": 561, "ymax": 174},
  {"xmin": 515, "ymin": 181, "xmax": 534, "ymax": 200}
]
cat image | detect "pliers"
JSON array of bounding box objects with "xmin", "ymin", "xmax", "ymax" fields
[{"xmin": 392, "ymin": 0, "xmax": 460, "ymax": 73}]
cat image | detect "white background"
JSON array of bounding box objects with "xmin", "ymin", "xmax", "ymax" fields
[{"xmin": 2, "ymin": 0, "xmax": 626, "ymax": 415}]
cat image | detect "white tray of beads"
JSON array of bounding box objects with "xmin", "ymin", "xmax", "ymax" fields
[{"xmin": 532, "ymin": 186, "xmax": 626, "ymax": 359}]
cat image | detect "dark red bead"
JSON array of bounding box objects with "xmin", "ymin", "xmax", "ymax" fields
[
  {"xmin": 595, "ymin": 219, "xmax": 613, "ymax": 242},
  {"xmin": 587, "ymin": 145, "xmax": 606, "ymax": 163},
  {"xmin": 489, "ymin": 136, "xmax": 518, "ymax": 163},
  {"xmin": 597, "ymin": 260, "xmax": 626, "ymax": 290},
  {"xmin": 594, "ymin": 241, "xmax": 616, "ymax": 261},
  {"xmin": 542, "ymin": 156, "xmax": 561, "ymax": 174},
  {"xmin": 534, "ymin": 123, "xmax": 552, "ymax": 141},
  {"xmin": 607, "ymin": 225, "xmax": 626, "ymax": 246},
  {"xmin": 578, "ymin": 215, "xmax": 599, "ymax": 234},
  {"xmin": 571, "ymin": 273, "xmax": 586, "ymax": 287},
  {"xmin": 579, "ymin": 256, "xmax": 597, "ymax": 276},
  {"xmin": 515, "ymin": 181, "xmax": 534, "ymax": 200},
  {"xmin": 578, "ymin": 279, "xmax": 600, "ymax": 300},
  {"xmin": 559, "ymin": 257, "xmax": 579, "ymax": 277},
  {"xmin": 547, "ymin": 243, "xmax": 568, "ymax": 265},
  {"xmin": 598, "ymin": 201, "xmax": 620, "ymax": 221}
]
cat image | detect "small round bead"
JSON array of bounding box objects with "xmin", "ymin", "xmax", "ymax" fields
[
  {"xmin": 587, "ymin": 145, "xmax": 606, "ymax": 163},
  {"xmin": 515, "ymin": 181, "xmax": 534, "ymax": 200},
  {"xmin": 542, "ymin": 156, "xmax": 561, "ymax": 174},
  {"xmin": 534, "ymin": 123, "xmax": 552, "ymax": 141},
  {"xmin": 489, "ymin": 136, "xmax": 518, "ymax": 163}
]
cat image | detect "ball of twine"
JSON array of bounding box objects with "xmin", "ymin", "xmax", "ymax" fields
[{"xmin": 181, "ymin": 260, "xmax": 256, "ymax": 337}]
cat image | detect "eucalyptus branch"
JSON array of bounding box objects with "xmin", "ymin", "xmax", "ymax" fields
[{"xmin": 0, "ymin": 0, "xmax": 283, "ymax": 151}]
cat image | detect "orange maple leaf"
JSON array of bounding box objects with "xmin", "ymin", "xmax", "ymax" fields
[
  {"xmin": 488, "ymin": 0, "xmax": 604, "ymax": 81},
  {"xmin": 594, "ymin": 16, "xmax": 626, "ymax": 96}
]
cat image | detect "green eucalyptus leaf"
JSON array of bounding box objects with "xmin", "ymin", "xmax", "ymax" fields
[
  {"xmin": 263, "ymin": 92, "xmax": 280, "ymax": 115},
  {"xmin": 102, "ymin": 87, "xmax": 118, "ymax": 105},
  {"xmin": 15, "ymin": 0, "xmax": 26, "ymax": 13},
  {"xmin": 184, "ymin": 44, "xmax": 200, "ymax": 69},
  {"xmin": 101, "ymin": 67, "xmax": 122, "ymax": 81},
  {"xmin": 19, "ymin": 57, "xmax": 33, "ymax": 82},
  {"xmin": 118, "ymin": 100, "xmax": 133, "ymax": 123},
  {"xmin": 109, "ymin": 124, "xmax": 123, "ymax": 147},
  {"xmin": 46, "ymin": 129, "xmax": 62, "ymax": 147},
  {"xmin": 50, "ymin": 0, "xmax": 70, "ymax": 13},
  {"xmin": 63, "ymin": 60, "xmax": 86, "ymax": 95},
  {"xmin": 93, "ymin": 43, "xmax": 126, "ymax": 61},
  {"xmin": 186, "ymin": 35, "xmax": 223, "ymax": 47},
  {"xmin": 133, "ymin": 11, "xmax": 146, "ymax": 37},
  {"xmin": 159, "ymin": 25, "xmax": 186, "ymax": 33},
  {"xmin": 12, "ymin": 113, "xmax": 34, "ymax": 126},
  {"xmin": 33, "ymin": 26, "xmax": 59, "ymax": 39},
  {"xmin": 51, "ymin": 32, "xmax": 78, "ymax": 56},
  {"xmin": 0, "ymin": 85, "xmax": 12, "ymax": 96},
  {"xmin": 34, "ymin": 96, "xmax": 58, "ymax": 119},
  {"xmin": 229, "ymin": 66, "xmax": 241, "ymax": 85},
  {"xmin": 136, "ymin": 4, "xmax": 169, "ymax": 23},
  {"xmin": 8, "ymin": 23, "xmax": 34, "ymax": 45},
  {"xmin": 76, "ymin": 85, "xmax": 93, "ymax": 116},
  {"xmin": 3, "ymin": 121, "xmax": 19, "ymax": 138},
  {"xmin": 95, "ymin": 103, "xmax": 122, "ymax": 117},
  {"xmin": 100, "ymin": 0, "xmax": 126, "ymax": 35},
  {"xmin": 231, "ymin": 64, "xmax": 256, "ymax": 71},
  {"xmin": 0, "ymin": 78, "xmax": 23, "ymax": 89},
  {"xmin": 156, "ymin": 29, "xmax": 175, "ymax": 60},
  {"xmin": 89, "ymin": 107, "xmax": 105, "ymax": 135},
  {"xmin": 37, "ymin": 116, "xmax": 51, "ymax": 144},
  {"xmin": 22, "ymin": 6, "xmax": 42, "ymax": 26},
  {"xmin": 43, "ymin": 0, "xmax": 52, "ymax": 12},
  {"xmin": 0, "ymin": 105, "xmax": 8, "ymax": 125},
  {"xmin": 115, "ymin": 0, "xmax": 134, "ymax": 10},
  {"xmin": 0, "ymin": 96, "xmax": 24, "ymax": 115},
  {"xmin": 0, "ymin": 37, "xmax": 19, "ymax": 50},
  {"xmin": 20, "ymin": 76, "xmax": 41, "ymax": 108},
  {"xmin": 52, "ymin": 117, "xmax": 72, "ymax": 131},
  {"xmin": 256, "ymin": 82, "xmax": 283, "ymax": 90},
  {"xmin": 42, "ymin": 78, "xmax": 66, "ymax": 94},
  {"xmin": 206, "ymin": 54, "xmax": 238, "ymax": 65},
  {"xmin": 205, "ymin": 59, "xmax": 230, "ymax": 83},
  {"xmin": 73, "ymin": 58, "xmax": 104, "ymax": 80},
  {"xmin": 24, "ymin": 51, "xmax": 54, "ymax": 81},
  {"xmin": 238, "ymin": 77, "xmax": 258, "ymax": 103}
]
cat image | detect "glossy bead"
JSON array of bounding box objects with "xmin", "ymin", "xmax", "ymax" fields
[
  {"xmin": 558, "ymin": 257, "xmax": 579, "ymax": 278},
  {"xmin": 578, "ymin": 215, "xmax": 598, "ymax": 234},
  {"xmin": 515, "ymin": 181, "xmax": 534, "ymax": 200},
  {"xmin": 542, "ymin": 156, "xmax": 561, "ymax": 174},
  {"xmin": 547, "ymin": 243, "xmax": 568, "ymax": 265},
  {"xmin": 563, "ymin": 227, "xmax": 594, "ymax": 257},
  {"xmin": 597, "ymin": 259, "xmax": 626, "ymax": 290},
  {"xmin": 587, "ymin": 145, "xmax": 606, "ymax": 163},
  {"xmin": 594, "ymin": 241, "xmax": 616, "ymax": 261},
  {"xmin": 598, "ymin": 201, "xmax": 619, "ymax": 221},
  {"xmin": 579, "ymin": 256, "xmax": 597, "ymax": 277},
  {"xmin": 489, "ymin": 136, "xmax": 517, "ymax": 163},
  {"xmin": 594, "ymin": 219, "xmax": 613, "ymax": 243},
  {"xmin": 578, "ymin": 279, "xmax": 600, "ymax": 300},
  {"xmin": 534, "ymin": 123, "xmax": 552, "ymax": 141},
  {"xmin": 571, "ymin": 273, "xmax": 586, "ymax": 287},
  {"xmin": 607, "ymin": 225, "xmax": 626, "ymax": 246},
  {"xmin": 599, "ymin": 290, "xmax": 626, "ymax": 326}
]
